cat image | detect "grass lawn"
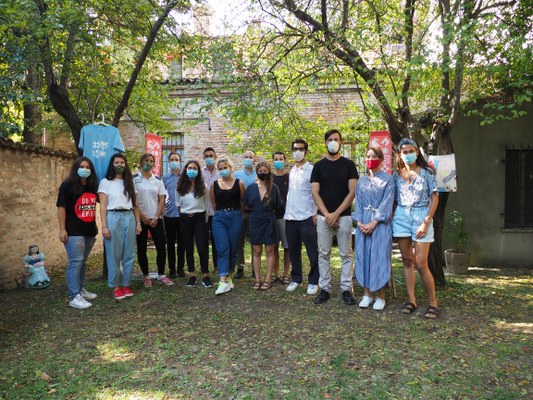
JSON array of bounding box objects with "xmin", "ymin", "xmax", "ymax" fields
[{"xmin": 0, "ymin": 248, "xmax": 531, "ymax": 399}]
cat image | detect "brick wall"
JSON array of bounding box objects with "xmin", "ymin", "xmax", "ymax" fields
[{"xmin": 0, "ymin": 140, "xmax": 103, "ymax": 290}]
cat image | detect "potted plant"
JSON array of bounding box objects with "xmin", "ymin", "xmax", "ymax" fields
[{"xmin": 444, "ymin": 210, "xmax": 471, "ymax": 274}]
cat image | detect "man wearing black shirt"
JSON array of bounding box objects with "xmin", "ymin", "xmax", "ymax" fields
[{"xmin": 311, "ymin": 129, "xmax": 358, "ymax": 305}]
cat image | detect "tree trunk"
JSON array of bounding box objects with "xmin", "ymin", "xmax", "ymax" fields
[
  {"xmin": 22, "ymin": 103, "xmax": 42, "ymax": 144},
  {"xmin": 48, "ymin": 83, "xmax": 83, "ymax": 155}
]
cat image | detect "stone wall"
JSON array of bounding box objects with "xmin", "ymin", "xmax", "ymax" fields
[{"xmin": 0, "ymin": 140, "xmax": 103, "ymax": 289}]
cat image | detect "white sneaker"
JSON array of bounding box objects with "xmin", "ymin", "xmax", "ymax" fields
[
  {"xmin": 286, "ymin": 282, "xmax": 300, "ymax": 292},
  {"xmin": 306, "ymin": 284, "xmax": 319, "ymax": 295},
  {"xmin": 227, "ymin": 277, "xmax": 235, "ymax": 289},
  {"xmin": 215, "ymin": 281, "xmax": 232, "ymax": 295},
  {"xmin": 80, "ymin": 288, "xmax": 97, "ymax": 300},
  {"xmin": 373, "ymin": 298, "xmax": 386, "ymax": 310},
  {"xmin": 69, "ymin": 294, "xmax": 92, "ymax": 309},
  {"xmin": 358, "ymin": 295, "xmax": 374, "ymax": 308}
]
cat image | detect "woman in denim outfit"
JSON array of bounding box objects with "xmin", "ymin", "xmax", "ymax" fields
[{"xmin": 392, "ymin": 139, "xmax": 440, "ymax": 319}]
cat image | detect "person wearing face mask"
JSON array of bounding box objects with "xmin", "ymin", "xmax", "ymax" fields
[
  {"xmin": 176, "ymin": 160, "xmax": 212, "ymax": 288},
  {"xmin": 163, "ymin": 152, "xmax": 186, "ymax": 279},
  {"xmin": 210, "ymin": 157, "xmax": 246, "ymax": 295},
  {"xmin": 393, "ymin": 138, "xmax": 440, "ymax": 319},
  {"xmin": 311, "ymin": 129, "xmax": 359, "ymax": 305},
  {"xmin": 233, "ymin": 150, "xmax": 257, "ymax": 279},
  {"xmin": 133, "ymin": 153, "xmax": 172, "ymax": 288},
  {"xmin": 98, "ymin": 153, "xmax": 142, "ymax": 300},
  {"xmin": 352, "ymin": 147, "xmax": 395, "ymax": 311},
  {"xmin": 284, "ymin": 139, "xmax": 320, "ymax": 295},
  {"xmin": 57, "ymin": 157, "xmax": 99, "ymax": 309},
  {"xmin": 201, "ymin": 147, "xmax": 220, "ymax": 274},
  {"xmin": 243, "ymin": 161, "xmax": 283, "ymax": 290},
  {"xmin": 272, "ymin": 151, "xmax": 291, "ymax": 284}
]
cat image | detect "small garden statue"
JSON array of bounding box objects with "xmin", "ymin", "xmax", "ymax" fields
[{"xmin": 23, "ymin": 245, "xmax": 51, "ymax": 289}]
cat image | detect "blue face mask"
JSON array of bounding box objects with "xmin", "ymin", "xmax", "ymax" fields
[
  {"xmin": 273, "ymin": 160, "xmax": 285, "ymax": 171},
  {"xmin": 219, "ymin": 169, "xmax": 231, "ymax": 178},
  {"xmin": 205, "ymin": 157, "xmax": 215, "ymax": 166},
  {"xmin": 243, "ymin": 158, "xmax": 253, "ymax": 168},
  {"xmin": 142, "ymin": 162, "xmax": 153, "ymax": 172},
  {"xmin": 77, "ymin": 168, "xmax": 91, "ymax": 178},
  {"xmin": 401, "ymin": 153, "xmax": 417, "ymax": 165},
  {"xmin": 186, "ymin": 169, "xmax": 198, "ymax": 179},
  {"xmin": 169, "ymin": 161, "xmax": 180, "ymax": 170}
]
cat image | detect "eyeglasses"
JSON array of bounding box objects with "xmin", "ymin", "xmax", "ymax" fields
[{"xmin": 292, "ymin": 147, "xmax": 305, "ymax": 151}]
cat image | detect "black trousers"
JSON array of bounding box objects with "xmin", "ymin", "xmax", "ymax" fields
[
  {"xmin": 164, "ymin": 216, "xmax": 185, "ymax": 275},
  {"xmin": 179, "ymin": 212, "xmax": 209, "ymax": 274},
  {"xmin": 137, "ymin": 219, "xmax": 166, "ymax": 276},
  {"xmin": 207, "ymin": 215, "xmax": 218, "ymax": 270}
]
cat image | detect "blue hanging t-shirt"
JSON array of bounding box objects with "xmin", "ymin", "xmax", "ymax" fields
[{"xmin": 79, "ymin": 124, "xmax": 125, "ymax": 183}]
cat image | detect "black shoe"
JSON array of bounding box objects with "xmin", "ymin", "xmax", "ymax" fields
[
  {"xmin": 177, "ymin": 269, "xmax": 186, "ymax": 278},
  {"xmin": 186, "ymin": 276, "xmax": 197, "ymax": 287},
  {"xmin": 342, "ymin": 290, "xmax": 356, "ymax": 305},
  {"xmin": 314, "ymin": 290, "xmax": 330, "ymax": 304},
  {"xmin": 234, "ymin": 269, "xmax": 244, "ymax": 279},
  {"xmin": 169, "ymin": 271, "xmax": 177, "ymax": 279},
  {"xmin": 202, "ymin": 276, "xmax": 213, "ymax": 288}
]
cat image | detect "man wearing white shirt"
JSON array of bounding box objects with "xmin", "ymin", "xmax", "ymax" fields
[
  {"xmin": 201, "ymin": 147, "xmax": 220, "ymax": 273},
  {"xmin": 284, "ymin": 139, "xmax": 319, "ymax": 295}
]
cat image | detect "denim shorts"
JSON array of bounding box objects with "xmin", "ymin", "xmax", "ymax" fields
[{"xmin": 392, "ymin": 205, "xmax": 434, "ymax": 243}]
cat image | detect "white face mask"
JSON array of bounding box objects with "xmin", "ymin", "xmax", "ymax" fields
[
  {"xmin": 292, "ymin": 150, "xmax": 305, "ymax": 162},
  {"xmin": 327, "ymin": 141, "xmax": 340, "ymax": 154}
]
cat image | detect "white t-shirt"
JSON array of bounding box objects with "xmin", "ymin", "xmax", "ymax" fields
[
  {"xmin": 133, "ymin": 173, "xmax": 167, "ymax": 218},
  {"xmin": 98, "ymin": 178, "xmax": 133, "ymax": 210},
  {"xmin": 284, "ymin": 161, "xmax": 317, "ymax": 221},
  {"xmin": 177, "ymin": 186, "xmax": 209, "ymax": 214}
]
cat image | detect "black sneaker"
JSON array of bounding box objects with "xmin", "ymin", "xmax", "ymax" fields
[
  {"xmin": 177, "ymin": 269, "xmax": 186, "ymax": 278},
  {"xmin": 314, "ymin": 290, "xmax": 331, "ymax": 304},
  {"xmin": 186, "ymin": 276, "xmax": 197, "ymax": 287},
  {"xmin": 342, "ymin": 290, "xmax": 356, "ymax": 305},
  {"xmin": 234, "ymin": 269, "xmax": 244, "ymax": 279},
  {"xmin": 169, "ymin": 271, "xmax": 177, "ymax": 279},
  {"xmin": 202, "ymin": 276, "xmax": 213, "ymax": 288}
]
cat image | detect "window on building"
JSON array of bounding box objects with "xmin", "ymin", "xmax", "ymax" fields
[
  {"xmin": 504, "ymin": 148, "xmax": 533, "ymax": 228},
  {"xmin": 161, "ymin": 133, "xmax": 184, "ymax": 175}
]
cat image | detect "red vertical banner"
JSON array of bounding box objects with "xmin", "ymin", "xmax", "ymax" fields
[
  {"xmin": 145, "ymin": 133, "xmax": 163, "ymax": 176},
  {"xmin": 369, "ymin": 131, "xmax": 393, "ymax": 174}
]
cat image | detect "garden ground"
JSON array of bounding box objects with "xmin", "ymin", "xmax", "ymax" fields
[{"xmin": 0, "ymin": 249, "xmax": 531, "ymax": 399}]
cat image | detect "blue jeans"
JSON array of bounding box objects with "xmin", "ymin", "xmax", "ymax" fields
[
  {"xmin": 104, "ymin": 210, "xmax": 136, "ymax": 288},
  {"xmin": 212, "ymin": 210, "xmax": 243, "ymax": 277},
  {"xmin": 65, "ymin": 236, "xmax": 96, "ymax": 300},
  {"xmin": 285, "ymin": 217, "xmax": 319, "ymax": 285}
]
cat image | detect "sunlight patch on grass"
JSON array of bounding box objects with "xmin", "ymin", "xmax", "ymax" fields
[
  {"xmin": 494, "ymin": 321, "xmax": 533, "ymax": 335},
  {"xmin": 95, "ymin": 388, "xmax": 179, "ymax": 400},
  {"xmin": 96, "ymin": 341, "xmax": 136, "ymax": 363}
]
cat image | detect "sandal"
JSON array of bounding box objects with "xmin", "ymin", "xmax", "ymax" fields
[
  {"xmin": 401, "ymin": 302, "xmax": 417, "ymax": 314},
  {"xmin": 282, "ymin": 276, "xmax": 291, "ymax": 284},
  {"xmin": 424, "ymin": 305, "xmax": 441, "ymax": 319},
  {"xmin": 271, "ymin": 275, "xmax": 279, "ymax": 284},
  {"xmin": 260, "ymin": 281, "xmax": 272, "ymax": 291},
  {"xmin": 252, "ymin": 281, "xmax": 261, "ymax": 290}
]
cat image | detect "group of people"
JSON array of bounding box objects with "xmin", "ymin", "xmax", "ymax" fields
[{"xmin": 56, "ymin": 129, "xmax": 440, "ymax": 319}]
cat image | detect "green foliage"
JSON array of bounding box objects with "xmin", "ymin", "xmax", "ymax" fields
[{"xmin": 445, "ymin": 210, "xmax": 469, "ymax": 253}]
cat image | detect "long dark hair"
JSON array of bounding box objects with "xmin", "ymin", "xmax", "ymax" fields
[
  {"xmin": 256, "ymin": 161, "xmax": 274, "ymax": 205},
  {"xmin": 396, "ymin": 143, "xmax": 435, "ymax": 174},
  {"xmin": 104, "ymin": 153, "xmax": 137, "ymax": 205},
  {"xmin": 62, "ymin": 156, "xmax": 98, "ymax": 196},
  {"xmin": 177, "ymin": 160, "xmax": 205, "ymax": 198}
]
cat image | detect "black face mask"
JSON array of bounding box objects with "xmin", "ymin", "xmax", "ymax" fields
[{"xmin": 257, "ymin": 172, "xmax": 270, "ymax": 181}]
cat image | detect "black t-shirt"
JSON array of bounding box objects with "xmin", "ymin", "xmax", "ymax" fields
[
  {"xmin": 272, "ymin": 173, "xmax": 289, "ymax": 218},
  {"xmin": 310, "ymin": 156, "xmax": 359, "ymax": 216},
  {"xmin": 214, "ymin": 179, "xmax": 242, "ymax": 210},
  {"xmin": 56, "ymin": 181, "xmax": 98, "ymax": 237}
]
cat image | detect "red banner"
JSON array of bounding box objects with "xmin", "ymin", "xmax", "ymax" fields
[
  {"xmin": 145, "ymin": 133, "xmax": 163, "ymax": 177},
  {"xmin": 369, "ymin": 131, "xmax": 393, "ymax": 174}
]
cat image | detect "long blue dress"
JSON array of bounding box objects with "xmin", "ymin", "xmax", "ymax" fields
[
  {"xmin": 352, "ymin": 171, "xmax": 395, "ymax": 291},
  {"xmin": 244, "ymin": 183, "xmax": 282, "ymax": 245}
]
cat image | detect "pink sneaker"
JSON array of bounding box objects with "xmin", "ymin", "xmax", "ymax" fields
[
  {"xmin": 122, "ymin": 287, "xmax": 134, "ymax": 297},
  {"xmin": 113, "ymin": 287, "xmax": 126, "ymax": 300},
  {"xmin": 143, "ymin": 276, "xmax": 153, "ymax": 288},
  {"xmin": 158, "ymin": 275, "xmax": 174, "ymax": 286}
]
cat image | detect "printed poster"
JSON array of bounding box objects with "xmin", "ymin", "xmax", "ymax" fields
[
  {"xmin": 369, "ymin": 131, "xmax": 393, "ymax": 174},
  {"xmin": 145, "ymin": 133, "xmax": 163, "ymax": 177},
  {"xmin": 428, "ymin": 154, "xmax": 457, "ymax": 192}
]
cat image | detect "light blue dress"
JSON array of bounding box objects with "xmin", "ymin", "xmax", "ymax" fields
[{"xmin": 352, "ymin": 171, "xmax": 395, "ymax": 291}]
